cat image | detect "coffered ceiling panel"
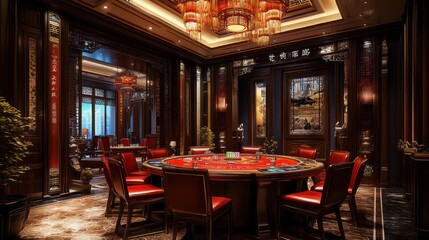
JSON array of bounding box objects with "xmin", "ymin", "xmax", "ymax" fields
[{"xmin": 70, "ymin": 0, "xmax": 405, "ymax": 59}]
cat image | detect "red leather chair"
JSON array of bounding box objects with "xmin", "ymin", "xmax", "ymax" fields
[
  {"xmin": 189, "ymin": 146, "xmax": 211, "ymax": 155},
  {"xmin": 313, "ymin": 150, "xmax": 350, "ymax": 184},
  {"xmin": 108, "ymin": 158, "xmax": 164, "ymax": 239},
  {"xmin": 162, "ymin": 166, "xmax": 232, "ymax": 240},
  {"xmin": 277, "ymin": 162, "xmax": 354, "ymax": 240},
  {"xmin": 90, "ymin": 136, "xmax": 103, "ymax": 157},
  {"xmin": 120, "ymin": 138, "xmax": 130, "ymax": 146},
  {"xmin": 139, "ymin": 138, "xmax": 149, "ymax": 159},
  {"xmin": 148, "ymin": 148, "xmax": 169, "ymax": 159},
  {"xmin": 296, "ymin": 147, "xmax": 317, "ymax": 159},
  {"xmin": 120, "ymin": 152, "xmax": 150, "ymax": 176},
  {"xmin": 241, "ymin": 146, "xmax": 262, "ymax": 154},
  {"xmin": 98, "ymin": 136, "xmax": 111, "ymax": 156},
  {"xmin": 146, "ymin": 134, "xmax": 157, "ymax": 149},
  {"xmin": 312, "ymin": 155, "xmax": 368, "ymax": 226},
  {"xmin": 100, "ymin": 156, "xmax": 150, "ymax": 216},
  {"xmin": 347, "ymin": 156, "xmax": 368, "ymax": 226}
]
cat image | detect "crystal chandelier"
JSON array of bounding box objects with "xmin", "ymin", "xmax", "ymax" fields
[{"xmin": 173, "ymin": 0, "xmax": 289, "ymax": 46}]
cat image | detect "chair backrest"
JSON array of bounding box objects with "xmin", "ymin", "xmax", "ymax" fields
[
  {"xmin": 98, "ymin": 138, "xmax": 104, "ymax": 150},
  {"xmin": 296, "ymin": 147, "xmax": 317, "ymax": 159},
  {"xmin": 92, "ymin": 135, "xmax": 99, "ymax": 149},
  {"xmin": 100, "ymin": 156, "xmax": 114, "ymax": 189},
  {"xmin": 107, "ymin": 157, "xmax": 129, "ymax": 201},
  {"xmin": 146, "ymin": 134, "xmax": 157, "ymax": 149},
  {"xmin": 189, "ymin": 146, "xmax": 211, "ymax": 155},
  {"xmin": 241, "ymin": 146, "xmax": 262, "ymax": 154},
  {"xmin": 99, "ymin": 136, "xmax": 111, "ymax": 153},
  {"xmin": 328, "ymin": 150, "xmax": 350, "ymax": 165},
  {"xmin": 120, "ymin": 138, "xmax": 130, "ymax": 146},
  {"xmin": 320, "ymin": 162, "xmax": 354, "ymax": 208},
  {"xmin": 349, "ymin": 156, "xmax": 368, "ymax": 195},
  {"xmin": 163, "ymin": 166, "xmax": 212, "ymax": 216},
  {"xmin": 120, "ymin": 152, "xmax": 139, "ymax": 175},
  {"xmin": 148, "ymin": 148, "xmax": 169, "ymax": 159},
  {"xmin": 141, "ymin": 138, "xmax": 148, "ymax": 147}
]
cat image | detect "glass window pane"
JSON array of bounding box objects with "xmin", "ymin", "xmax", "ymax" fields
[
  {"xmin": 81, "ymin": 102, "xmax": 93, "ymax": 139},
  {"xmin": 82, "ymin": 86, "xmax": 92, "ymax": 96},
  {"xmin": 95, "ymin": 88, "xmax": 104, "ymax": 97},
  {"xmin": 95, "ymin": 101, "xmax": 105, "ymax": 136},
  {"xmin": 107, "ymin": 99, "xmax": 115, "ymax": 106},
  {"xmin": 82, "ymin": 96, "xmax": 92, "ymax": 103},
  {"xmin": 106, "ymin": 90, "xmax": 115, "ymax": 99},
  {"xmin": 106, "ymin": 105, "xmax": 116, "ymax": 135}
]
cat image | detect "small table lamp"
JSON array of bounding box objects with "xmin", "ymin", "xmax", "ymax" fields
[{"xmin": 169, "ymin": 141, "xmax": 177, "ymax": 156}]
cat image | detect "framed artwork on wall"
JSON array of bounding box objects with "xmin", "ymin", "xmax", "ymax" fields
[
  {"xmin": 287, "ymin": 74, "xmax": 325, "ymax": 136},
  {"xmin": 255, "ymin": 81, "xmax": 266, "ymax": 138}
]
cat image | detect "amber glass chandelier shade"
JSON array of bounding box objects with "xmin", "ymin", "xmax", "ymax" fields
[
  {"xmin": 218, "ymin": 0, "xmax": 256, "ymax": 33},
  {"xmin": 261, "ymin": 1, "xmax": 287, "ymax": 33},
  {"xmin": 173, "ymin": 0, "xmax": 288, "ymax": 45},
  {"xmin": 115, "ymin": 69, "xmax": 137, "ymax": 87}
]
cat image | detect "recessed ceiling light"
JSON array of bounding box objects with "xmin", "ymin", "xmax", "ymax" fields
[
  {"xmin": 363, "ymin": 23, "xmax": 367, "ymax": 27},
  {"xmin": 148, "ymin": 26, "xmax": 152, "ymax": 30},
  {"xmin": 103, "ymin": 5, "xmax": 108, "ymax": 9},
  {"xmin": 178, "ymin": 40, "xmax": 181, "ymax": 43}
]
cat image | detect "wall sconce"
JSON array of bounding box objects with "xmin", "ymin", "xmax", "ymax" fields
[
  {"xmin": 217, "ymin": 97, "xmax": 227, "ymax": 112},
  {"xmin": 82, "ymin": 128, "xmax": 89, "ymax": 139},
  {"xmin": 360, "ymin": 88, "xmax": 373, "ymax": 104}
]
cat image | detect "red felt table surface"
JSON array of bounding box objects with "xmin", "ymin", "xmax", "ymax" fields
[{"xmin": 164, "ymin": 155, "xmax": 299, "ymax": 170}]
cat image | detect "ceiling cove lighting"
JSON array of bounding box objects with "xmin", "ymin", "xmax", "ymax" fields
[{"xmin": 172, "ymin": 0, "xmax": 289, "ymax": 46}]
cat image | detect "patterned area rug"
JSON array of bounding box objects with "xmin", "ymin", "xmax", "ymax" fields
[
  {"xmin": 19, "ymin": 190, "xmax": 185, "ymax": 240},
  {"xmin": 18, "ymin": 172, "xmax": 415, "ymax": 240}
]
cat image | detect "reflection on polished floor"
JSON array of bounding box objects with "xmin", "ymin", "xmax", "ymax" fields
[{"xmin": 19, "ymin": 171, "xmax": 416, "ymax": 240}]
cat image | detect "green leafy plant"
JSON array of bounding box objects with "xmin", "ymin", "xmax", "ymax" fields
[
  {"xmin": 199, "ymin": 126, "xmax": 215, "ymax": 150},
  {"xmin": 0, "ymin": 97, "xmax": 32, "ymax": 196},
  {"xmin": 263, "ymin": 136, "xmax": 278, "ymax": 154}
]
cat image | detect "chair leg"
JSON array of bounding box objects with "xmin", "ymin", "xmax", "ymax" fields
[
  {"xmin": 335, "ymin": 207, "xmax": 346, "ymax": 239},
  {"xmin": 349, "ymin": 195, "xmax": 359, "ymax": 227},
  {"xmin": 316, "ymin": 216, "xmax": 325, "ymax": 240},
  {"xmin": 172, "ymin": 216, "xmax": 178, "ymax": 240},
  {"xmin": 124, "ymin": 204, "xmax": 134, "ymax": 240},
  {"xmin": 304, "ymin": 216, "xmax": 310, "ymax": 232},
  {"xmin": 206, "ymin": 218, "xmax": 212, "ymax": 240},
  {"xmin": 115, "ymin": 199, "xmax": 125, "ymax": 236},
  {"xmin": 276, "ymin": 203, "xmax": 281, "ymax": 240},
  {"xmin": 227, "ymin": 211, "xmax": 232, "ymax": 240},
  {"xmin": 164, "ymin": 211, "xmax": 169, "ymax": 234},
  {"xmin": 105, "ymin": 190, "xmax": 115, "ymax": 217}
]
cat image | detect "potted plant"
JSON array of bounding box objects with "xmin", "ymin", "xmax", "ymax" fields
[
  {"xmin": 199, "ymin": 126, "xmax": 215, "ymax": 151},
  {"xmin": 0, "ymin": 96, "xmax": 32, "ymax": 239},
  {"xmin": 263, "ymin": 136, "xmax": 278, "ymax": 154}
]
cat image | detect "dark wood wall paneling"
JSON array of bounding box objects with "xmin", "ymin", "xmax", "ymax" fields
[
  {"xmin": 238, "ymin": 67, "xmax": 271, "ymax": 148},
  {"xmin": 0, "ymin": 0, "xmax": 12, "ymax": 101},
  {"xmin": 404, "ymin": 0, "xmax": 429, "ymax": 237},
  {"xmin": 15, "ymin": 1, "xmax": 45, "ymax": 199}
]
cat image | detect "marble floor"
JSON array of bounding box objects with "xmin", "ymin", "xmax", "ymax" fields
[{"xmin": 18, "ymin": 173, "xmax": 417, "ymax": 240}]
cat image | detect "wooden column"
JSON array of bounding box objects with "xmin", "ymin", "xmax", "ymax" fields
[
  {"xmin": 411, "ymin": 152, "xmax": 429, "ymax": 238},
  {"xmin": 406, "ymin": 0, "xmax": 429, "ymax": 145}
]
